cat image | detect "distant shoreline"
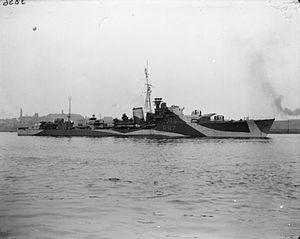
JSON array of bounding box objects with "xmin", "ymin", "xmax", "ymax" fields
[
  {"xmin": 0, "ymin": 128, "xmax": 17, "ymax": 132},
  {"xmin": 269, "ymin": 130, "xmax": 300, "ymax": 134}
]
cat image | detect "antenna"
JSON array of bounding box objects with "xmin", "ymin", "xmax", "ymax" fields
[
  {"xmin": 144, "ymin": 60, "xmax": 152, "ymax": 113},
  {"xmin": 68, "ymin": 96, "xmax": 71, "ymax": 122}
]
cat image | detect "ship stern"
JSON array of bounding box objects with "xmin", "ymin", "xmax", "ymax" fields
[{"xmin": 17, "ymin": 127, "xmax": 43, "ymax": 136}]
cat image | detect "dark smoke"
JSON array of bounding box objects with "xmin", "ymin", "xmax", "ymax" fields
[
  {"xmin": 250, "ymin": 52, "xmax": 300, "ymax": 116},
  {"xmin": 274, "ymin": 96, "xmax": 300, "ymax": 116}
]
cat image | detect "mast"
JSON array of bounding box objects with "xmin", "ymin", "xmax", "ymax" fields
[
  {"xmin": 68, "ymin": 96, "xmax": 71, "ymax": 122},
  {"xmin": 144, "ymin": 60, "xmax": 152, "ymax": 113}
]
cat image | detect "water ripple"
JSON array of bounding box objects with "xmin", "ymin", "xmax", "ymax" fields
[{"xmin": 0, "ymin": 133, "xmax": 299, "ymax": 239}]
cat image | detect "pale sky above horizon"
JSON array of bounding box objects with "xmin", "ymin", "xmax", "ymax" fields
[{"xmin": 0, "ymin": 0, "xmax": 299, "ymax": 120}]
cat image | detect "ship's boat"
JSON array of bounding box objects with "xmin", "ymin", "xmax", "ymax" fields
[{"xmin": 17, "ymin": 65, "xmax": 275, "ymax": 138}]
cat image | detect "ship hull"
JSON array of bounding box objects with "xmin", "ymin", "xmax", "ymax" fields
[{"xmin": 17, "ymin": 118, "xmax": 275, "ymax": 138}]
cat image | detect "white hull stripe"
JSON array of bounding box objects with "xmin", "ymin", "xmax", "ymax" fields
[
  {"xmin": 95, "ymin": 129, "xmax": 186, "ymax": 137},
  {"xmin": 17, "ymin": 129, "xmax": 43, "ymax": 136},
  {"xmin": 18, "ymin": 128, "xmax": 186, "ymax": 137},
  {"xmin": 124, "ymin": 129, "xmax": 185, "ymax": 137}
]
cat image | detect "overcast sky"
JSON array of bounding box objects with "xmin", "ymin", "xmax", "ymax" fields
[{"xmin": 0, "ymin": 0, "xmax": 299, "ymax": 120}]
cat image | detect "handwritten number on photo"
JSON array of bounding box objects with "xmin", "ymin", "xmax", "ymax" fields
[{"xmin": 3, "ymin": 0, "xmax": 26, "ymax": 6}]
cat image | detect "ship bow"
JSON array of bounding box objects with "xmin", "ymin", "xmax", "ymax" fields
[{"xmin": 254, "ymin": 118, "xmax": 275, "ymax": 136}]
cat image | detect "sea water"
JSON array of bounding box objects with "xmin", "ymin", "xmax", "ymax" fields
[{"xmin": 0, "ymin": 133, "xmax": 299, "ymax": 239}]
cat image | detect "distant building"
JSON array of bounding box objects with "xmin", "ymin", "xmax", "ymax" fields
[
  {"xmin": 19, "ymin": 112, "xmax": 39, "ymax": 126},
  {"xmin": 1, "ymin": 110, "xmax": 86, "ymax": 130},
  {"xmin": 0, "ymin": 118, "xmax": 19, "ymax": 132}
]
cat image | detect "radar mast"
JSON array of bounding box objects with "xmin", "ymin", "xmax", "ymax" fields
[
  {"xmin": 68, "ymin": 96, "xmax": 71, "ymax": 122},
  {"xmin": 144, "ymin": 60, "xmax": 152, "ymax": 113}
]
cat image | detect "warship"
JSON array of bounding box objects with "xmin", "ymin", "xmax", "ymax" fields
[{"xmin": 17, "ymin": 65, "xmax": 274, "ymax": 138}]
